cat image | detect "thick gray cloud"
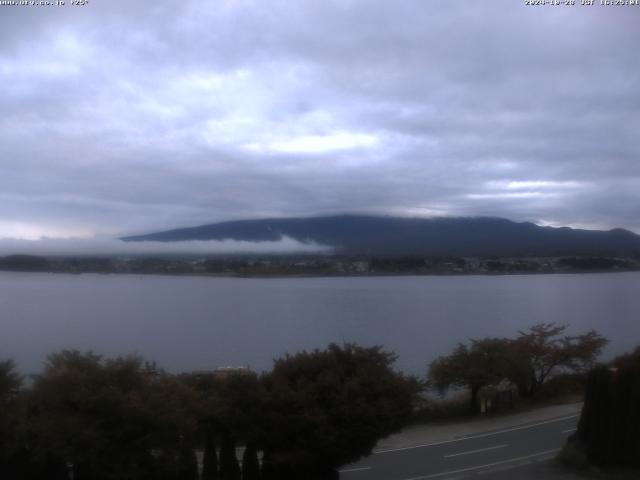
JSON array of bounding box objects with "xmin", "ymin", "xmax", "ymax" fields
[{"xmin": 1, "ymin": 0, "xmax": 639, "ymax": 239}]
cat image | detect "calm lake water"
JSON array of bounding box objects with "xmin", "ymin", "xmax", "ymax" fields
[{"xmin": 1, "ymin": 271, "xmax": 639, "ymax": 375}]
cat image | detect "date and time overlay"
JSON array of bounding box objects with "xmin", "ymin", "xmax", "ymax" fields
[
  {"xmin": 0, "ymin": 0, "xmax": 639, "ymax": 7},
  {"xmin": 526, "ymin": 0, "xmax": 638, "ymax": 6},
  {"xmin": 0, "ymin": 0, "xmax": 88, "ymax": 6}
]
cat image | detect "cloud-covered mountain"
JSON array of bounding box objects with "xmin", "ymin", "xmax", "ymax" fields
[{"xmin": 122, "ymin": 216, "xmax": 640, "ymax": 257}]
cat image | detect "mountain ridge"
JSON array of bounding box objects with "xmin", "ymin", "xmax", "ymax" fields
[{"xmin": 121, "ymin": 215, "xmax": 640, "ymax": 257}]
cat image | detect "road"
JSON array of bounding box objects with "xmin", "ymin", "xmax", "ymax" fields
[{"xmin": 339, "ymin": 413, "xmax": 579, "ymax": 480}]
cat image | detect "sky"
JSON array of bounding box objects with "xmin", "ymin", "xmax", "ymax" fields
[{"xmin": 1, "ymin": 0, "xmax": 639, "ymax": 242}]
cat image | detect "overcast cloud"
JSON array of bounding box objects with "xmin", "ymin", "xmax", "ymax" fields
[{"xmin": 1, "ymin": 0, "xmax": 639, "ymax": 241}]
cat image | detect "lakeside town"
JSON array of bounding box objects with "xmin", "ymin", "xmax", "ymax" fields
[{"xmin": 1, "ymin": 253, "xmax": 639, "ymax": 277}]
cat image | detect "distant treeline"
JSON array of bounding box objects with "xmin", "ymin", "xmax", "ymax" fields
[{"xmin": 1, "ymin": 254, "xmax": 639, "ymax": 276}]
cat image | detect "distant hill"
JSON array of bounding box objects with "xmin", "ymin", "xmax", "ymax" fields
[{"xmin": 121, "ymin": 215, "xmax": 640, "ymax": 257}]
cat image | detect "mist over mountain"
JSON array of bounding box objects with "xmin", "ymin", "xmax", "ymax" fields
[
  {"xmin": 122, "ymin": 216, "xmax": 640, "ymax": 257},
  {"xmin": 0, "ymin": 236, "xmax": 328, "ymax": 257}
]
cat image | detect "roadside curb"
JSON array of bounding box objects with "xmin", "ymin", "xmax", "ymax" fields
[{"xmin": 374, "ymin": 402, "xmax": 583, "ymax": 453}]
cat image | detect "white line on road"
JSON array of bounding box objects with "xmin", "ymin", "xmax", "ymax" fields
[
  {"xmin": 375, "ymin": 414, "xmax": 579, "ymax": 454},
  {"xmin": 338, "ymin": 466, "xmax": 372, "ymax": 473},
  {"xmin": 562, "ymin": 428, "xmax": 577, "ymax": 433},
  {"xmin": 443, "ymin": 444, "xmax": 508, "ymax": 458},
  {"xmin": 399, "ymin": 448, "xmax": 561, "ymax": 480}
]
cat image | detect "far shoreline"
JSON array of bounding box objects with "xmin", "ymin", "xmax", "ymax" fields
[{"xmin": 1, "ymin": 267, "xmax": 639, "ymax": 280}]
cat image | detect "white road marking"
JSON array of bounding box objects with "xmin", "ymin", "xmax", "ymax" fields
[
  {"xmin": 399, "ymin": 448, "xmax": 561, "ymax": 480},
  {"xmin": 562, "ymin": 428, "xmax": 577, "ymax": 433},
  {"xmin": 443, "ymin": 444, "xmax": 508, "ymax": 459},
  {"xmin": 338, "ymin": 466, "xmax": 372, "ymax": 473},
  {"xmin": 375, "ymin": 414, "xmax": 579, "ymax": 454}
]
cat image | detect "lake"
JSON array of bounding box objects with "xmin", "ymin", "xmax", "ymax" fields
[{"xmin": 1, "ymin": 271, "xmax": 639, "ymax": 376}]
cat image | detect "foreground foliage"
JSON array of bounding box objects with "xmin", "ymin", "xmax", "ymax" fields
[
  {"xmin": 574, "ymin": 346, "xmax": 640, "ymax": 467},
  {"xmin": 0, "ymin": 344, "xmax": 418, "ymax": 480},
  {"xmin": 261, "ymin": 344, "xmax": 420, "ymax": 478}
]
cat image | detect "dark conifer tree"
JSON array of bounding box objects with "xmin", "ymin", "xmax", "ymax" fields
[
  {"xmin": 154, "ymin": 450, "xmax": 180, "ymax": 480},
  {"xmin": 259, "ymin": 450, "xmax": 275, "ymax": 480},
  {"xmin": 176, "ymin": 440, "xmax": 199, "ymax": 480},
  {"xmin": 201, "ymin": 429, "xmax": 219, "ymax": 480},
  {"xmin": 44, "ymin": 454, "xmax": 70, "ymax": 480},
  {"xmin": 576, "ymin": 347, "xmax": 640, "ymax": 467},
  {"xmin": 577, "ymin": 366, "xmax": 612, "ymax": 463},
  {"xmin": 219, "ymin": 433, "xmax": 240, "ymax": 480},
  {"xmin": 241, "ymin": 443, "xmax": 260, "ymax": 480}
]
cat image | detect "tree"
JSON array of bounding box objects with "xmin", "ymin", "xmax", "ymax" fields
[
  {"xmin": 201, "ymin": 429, "xmax": 218, "ymax": 480},
  {"xmin": 0, "ymin": 360, "xmax": 22, "ymax": 476},
  {"xmin": 0, "ymin": 360, "xmax": 21, "ymax": 402},
  {"xmin": 219, "ymin": 432, "xmax": 240, "ymax": 480},
  {"xmin": 242, "ymin": 442, "xmax": 260, "ymax": 480},
  {"xmin": 28, "ymin": 351, "xmax": 198, "ymax": 480},
  {"xmin": 429, "ymin": 338, "xmax": 512, "ymax": 413},
  {"xmin": 182, "ymin": 370, "xmax": 263, "ymax": 480},
  {"xmin": 510, "ymin": 323, "xmax": 607, "ymax": 397},
  {"xmin": 261, "ymin": 343, "xmax": 419, "ymax": 479},
  {"xmin": 176, "ymin": 439, "xmax": 199, "ymax": 480},
  {"xmin": 575, "ymin": 346, "xmax": 640, "ymax": 467}
]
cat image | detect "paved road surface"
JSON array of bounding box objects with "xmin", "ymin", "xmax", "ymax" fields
[{"xmin": 339, "ymin": 413, "xmax": 579, "ymax": 480}]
